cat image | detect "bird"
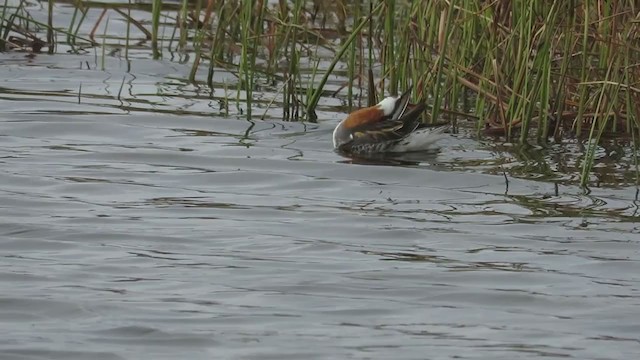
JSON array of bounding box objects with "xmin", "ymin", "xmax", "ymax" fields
[{"xmin": 333, "ymin": 86, "xmax": 449, "ymax": 155}]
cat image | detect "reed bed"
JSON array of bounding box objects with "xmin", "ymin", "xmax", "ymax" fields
[{"xmin": 2, "ymin": 0, "xmax": 639, "ymax": 186}]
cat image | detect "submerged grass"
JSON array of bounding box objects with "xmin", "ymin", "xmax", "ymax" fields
[{"xmin": 1, "ymin": 0, "xmax": 639, "ymax": 187}]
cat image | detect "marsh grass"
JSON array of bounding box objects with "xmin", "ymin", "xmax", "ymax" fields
[
  {"xmin": 2, "ymin": 0, "xmax": 640, "ymax": 186},
  {"xmin": 378, "ymin": 0, "xmax": 640, "ymax": 187}
]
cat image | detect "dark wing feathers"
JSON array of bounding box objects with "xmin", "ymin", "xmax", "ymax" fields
[
  {"xmin": 390, "ymin": 86, "xmax": 413, "ymax": 122},
  {"xmin": 348, "ymin": 102, "xmax": 426, "ymax": 147}
]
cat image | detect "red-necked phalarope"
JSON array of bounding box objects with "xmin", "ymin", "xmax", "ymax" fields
[{"xmin": 333, "ymin": 86, "xmax": 449, "ymax": 154}]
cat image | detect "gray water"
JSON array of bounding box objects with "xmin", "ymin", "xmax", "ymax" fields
[{"xmin": 1, "ymin": 32, "xmax": 640, "ymax": 360}]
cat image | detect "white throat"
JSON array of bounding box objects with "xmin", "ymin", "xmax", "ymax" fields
[{"xmin": 378, "ymin": 96, "xmax": 397, "ymax": 116}]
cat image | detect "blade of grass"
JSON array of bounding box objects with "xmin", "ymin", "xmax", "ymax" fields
[{"xmin": 306, "ymin": 1, "xmax": 383, "ymax": 120}]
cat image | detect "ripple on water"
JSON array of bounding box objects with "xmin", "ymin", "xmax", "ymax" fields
[{"xmin": 1, "ymin": 68, "xmax": 640, "ymax": 359}]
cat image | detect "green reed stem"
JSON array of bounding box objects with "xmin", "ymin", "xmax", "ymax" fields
[
  {"xmin": 66, "ymin": 1, "xmax": 80, "ymax": 48},
  {"xmin": 346, "ymin": 0, "xmax": 361, "ymax": 110},
  {"xmin": 548, "ymin": 3, "xmax": 576, "ymax": 142},
  {"xmin": 189, "ymin": 31, "xmax": 204, "ymax": 83},
  {"xmin": 429, "ymin": 1, "xmax": 455, "ymax": 127},
  {"xmin": 188, "ymin": 0, "xmax": 204, "ymax": 83},
  {"xmin": 100, "ymin": 16, "xmax": 108, "ymax": 71},
  {"xmin": 125, "ymin": 0, "xmax": 131, "ymax": 59},
  {"xmin": 239, "ymin": 0, "xmax": 254, "ymax": 119},
  {"xmin": 580, "ymin": 61, "xmax": 621, "ymax": 187},
  {"xmin": 0, "ymin": 0, "xmax": 11, "ymax": 51},
  {"xmin": 367, "ymin": 0, "xmax": 375, "ymax": 106},
  {"xmin": 151, "ymin": 0, "xmax": 161, "ymax": 59},
  {"xmin": 383, "ymin": 0, "xmax": 396, "ymax": 95},
  {"xmin": 178, "ymin": 0, "xmax": 187, "ymax": 50},
  {"xmin": 575, "ymin": 2, "xmax": 590, "ymax": 137},
  {"xmin": 209, "ymin": 0, "xmax": 231, "ymax": 73},
  {"xmin": 306, "ymin": 1, "xmax": 383, "ymax": 120},
  {"xmin": 47, "ymin": 0, "xmax": 54, "ymax": 54}
]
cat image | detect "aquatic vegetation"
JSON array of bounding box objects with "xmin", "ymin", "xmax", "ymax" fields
[{"xmin": 1, "ymin": 0, "xmax": 639, "ymax": 187}]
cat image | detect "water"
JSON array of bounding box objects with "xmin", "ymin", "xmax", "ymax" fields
[{"xmin": 2, "ymin": 6, "xmax": 640, "ymax": 359}]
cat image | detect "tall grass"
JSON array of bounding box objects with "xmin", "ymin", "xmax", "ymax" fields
[
  {"xmin": 2, "ymin": 0, "xmax": 639, "ymax": 186},
  {"xmin": 360, "ymin": 0, "xmax": 639, "ymax": 186}
]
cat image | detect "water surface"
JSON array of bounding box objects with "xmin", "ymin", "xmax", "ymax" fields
[{"xmin": 1, "ymin": 15, "xmax": 640, "ymax": 360}]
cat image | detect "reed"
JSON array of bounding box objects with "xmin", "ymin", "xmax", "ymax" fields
[
  {"xmin": 150, "ymin": 0, "xmax": 161, "ymax": 58},
  {"xmin": 0, "ymin": 0, "xmax": 12, "ymax": 51},
  {"xmin": 238, "ymin": 0, "xmax": 254, "ymax": 118},
  {"xmin": 2, "ymin": 0, "xmax": 639, "ymax": 186},
  {"xmin": 100, "ymin": 16, "xmax": 109, "ymax": 71},
  {"xmin": 206, "ymin": 0, "xmax": 234, "ymax": 88},
  {"xmin": 359, "ymin": 0, "xmax": 640, "ymax": 186},
  {"xmin": 306, "ymin": 2, "xmax": 383, "ymax": 119},
  {"xmin": 125, "ymin": 0, "xmax": 131, "ymax": 58},
  {"xmin": 47, "ymin": 0, "xmax": 54, "ymax": 54},
  {"xmin": 284, "ymin": 0, "xmax": 305, "ymax": 120},
  {"xmin": 67, "ymin": 1, "xmax": 86, "ymax": 50},
  {"xmin": 345, "ymin": 0, "xmax": 360, "ymax": 109}
]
